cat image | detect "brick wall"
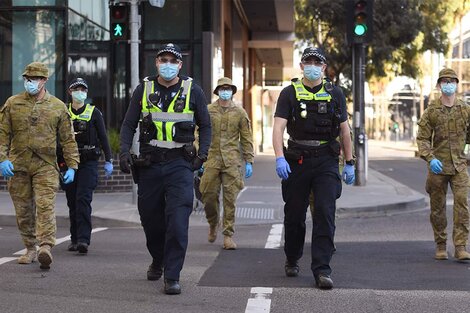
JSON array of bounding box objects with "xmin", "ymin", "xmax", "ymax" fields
[{"xmin": 0, "ymin": 159, "xmax": 134, "ymax": 193}]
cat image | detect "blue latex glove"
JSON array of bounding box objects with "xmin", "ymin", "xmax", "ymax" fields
[
  {"xmin": 245, "ymin": 162, "xmax": 253, "ymax": 178},
  {"xmin": 430, "ymin": 159, "xmax": 443, "ymax": 174},
  {"xmin": 104, "ymin": 161, "xmax": 113, "ymax": 178},
  {"xmin": 198, "ymin": 165, "xmax": 204, "ymax": 174},
  {"xmin": 276, "ymin": 157, "xmax": 291, "ymax": 180},
  {"xmin": 63, "ymin": 168, "xmax": 75, "ymax": 184},
  {"xmin": 342, "ymin": 164, "xmax": 355, "ymax": 185},
  {"xmin": 0, "ymin": 160, "xmax": 14, "ymax": 177}
]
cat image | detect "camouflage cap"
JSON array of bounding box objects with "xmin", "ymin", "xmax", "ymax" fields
[
  {"xmin": 437, "ymin": 68, "xmax": 459, "ymax": 83},
  {"xmin": 22, "ymin": 62, "xmax": 49, "ymax": 78},
  {"xmin": 213, "ymin": 77, "xmax": 237, "ymax": 95}
]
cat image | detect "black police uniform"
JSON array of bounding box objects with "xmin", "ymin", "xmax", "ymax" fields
[
  {"xmin": 63, "ymin": 103, "xmax": 112, "ymax": 247},
  {"xmin": 120, "ymin": 75, "xmax": 211, "ymax": 282},
  {"xmin": 274, "ymin": 79, "xmax": 347, "ymax": 278}
]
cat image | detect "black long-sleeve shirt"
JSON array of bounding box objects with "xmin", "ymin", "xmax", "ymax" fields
[
  {"xmin": 70, "ymin": 104, "xmax": 113, "ymax": 162},
  {"xmin": 120, "ymin": 75, "xmax": 211, "ymax": 157}
]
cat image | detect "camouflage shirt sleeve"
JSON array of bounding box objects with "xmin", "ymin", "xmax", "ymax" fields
[
  {"xmin": 57, "ymin": 105, "xmax": 79, "ymax": 169},
  {"xmin": 0, "ymin": 100, "xmax": 11, "ymax": 162},
  {"xmin": 416, "ymin": 109, "xmax": 434, "ymax": 162},
  {"xmin": 239, "ymin": 108, "xmax": 254, "ymax": 164}
]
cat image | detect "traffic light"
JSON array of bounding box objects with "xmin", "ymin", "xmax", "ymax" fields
[
  {"xmin": 110, "ymin": 3, "xmax": 129, "ymax": 41},
  {"xmin": 345, "ymin": 0, "xmax": 374, "ymax": 45}
]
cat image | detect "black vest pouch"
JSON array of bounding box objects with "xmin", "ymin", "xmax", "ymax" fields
[
  {"xmin": 139, "ymin": 114, "xmax": 157, "ymax": 144},
  {"xmin": 182, "ymin": 144, "xmax": 196, "ymax": 162},
  {"xmin": 173, "ymin": 121, "xmax": 196, "ymax": 143}
]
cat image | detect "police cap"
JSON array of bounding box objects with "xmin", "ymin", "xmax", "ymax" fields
[
  {"xmin": 301, "ymin": 47, "xmax": 326, "ymax": 64},
  {"xmin": 22, "ymin": 62, "xmax": 49, "ymax": 78},
  {"xmin": 157, "ymin": 43, "xmax": 183, "ymax": 60},
  {"xmin": 69, "ymin": 78, "xmax": 88, "ymax": 90},
  {"xmin": 213, "ymin": 77, "xmax": 237, "ymax": 95},
  {"xmin": 437, "ymin": 68, "xmax": 459, "ymax": 84}
]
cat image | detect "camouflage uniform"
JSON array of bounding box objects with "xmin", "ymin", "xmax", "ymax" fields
[
  {"xmin": 200, "ymin": 99, "xmax": 254, "ymax": 237},
  {"xmin": 0, "ymin": 62, "xmax": 79, "ymax": 250},
  {"xmin": 417, "ymin": 98, "xmax": 470, "ymax": 247}
]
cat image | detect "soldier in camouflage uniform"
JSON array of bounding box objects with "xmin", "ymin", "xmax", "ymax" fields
[
  {"xmin": 0, "ymin": 62, "xmax": 79, "ymax": 269},
  {"xmin": 417, "ymin": 68, "xmax": 470, "ymax": 261},
  {"xmin": 199, "ymin": 77, "xmax": 254, "ymax": 250}
]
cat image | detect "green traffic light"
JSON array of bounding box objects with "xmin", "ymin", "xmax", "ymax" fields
[
  {"xmin": 354, "ymin": 24, "xmax": 367, "ymax": 36},
  {"xmin": 113, "ymin": 23, "xmax": 123, "ymax": 37}
]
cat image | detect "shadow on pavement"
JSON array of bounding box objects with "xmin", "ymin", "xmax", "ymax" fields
[{"xmin": 198, "ymin": 241, "xmax": 470, "ymax": 291}]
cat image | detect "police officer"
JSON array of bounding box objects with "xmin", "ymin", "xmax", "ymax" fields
[
  {"xmin": 61, "ymin": 78, "xmax": 113, "ymax": 254},
  {"xmin": 199, "ymin": 77, "xmax": 254, "ymax": 250},
  {"xmin": 0, "ymin": 62, "xmax": 79, "ymax": 270},
  {"xmin": 119, "ymin": 43, "xmax": 211, "ymax": 295},
  {"xmin": 417, "ymin": 68, "xmax": 470, "ymax": 261},
  {"xmin": 272, "ymin": 47, "xmax": 355, "ymax": 289}
]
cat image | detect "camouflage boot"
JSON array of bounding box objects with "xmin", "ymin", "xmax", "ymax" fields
[
  {"xmin": 18, "ymin": 247, "xmax": 37, "ymax": 264},
  {"xmin": 454, "ymin": 246, "xmax": 470, "ymax": 261},
  {"xmin": 38, "ymin": 245, "xmax": 53, "ymax": 270},
  {"xmin": 223, "ymin": 235, "xmax": 237, "ymax": 250},
  {"xmin": 208, "ymin": 225, "xmax": 217, "ymax": 243},
  {"xmin": 435, "ymin": 243, "xmax": 448, "ymax": 260}
]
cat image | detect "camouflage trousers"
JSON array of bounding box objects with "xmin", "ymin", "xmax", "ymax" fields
[
  {"xmin": 200, "ymin": 165, "xmax": 244, "ymax": 236},
  {"xmin": 425, "ymin": 170, "xmax": 469, "ymax": 246},
  {"xmin": 8, "ymin": 156, "xmax": 59, "ymax": 248}
]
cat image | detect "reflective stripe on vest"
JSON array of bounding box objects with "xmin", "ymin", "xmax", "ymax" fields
[
  {"xmin": 141, "ymin": 78, "xmax": 194, "ymax": 144},
  {"xmin": 68, "ymin": 103, "xmax": 95, "ymax": 121},
  {"xmin": 291, "ymin": 79, "xmax": 332, "ymax": 102}
]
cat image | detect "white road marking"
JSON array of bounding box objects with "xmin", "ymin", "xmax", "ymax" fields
[
  {"xmin": 245, "ymin": 287, "xmax": 272, "ymax": 313},
  {"xmin": 0, "ymin": 257, "xmax": 17, "ymax": 265},
  {"xmin": 265, "ymin": 224, "xmax": 283, "ymax": 249},
  {"xmin": 13, "ymin": 227, "xmax": 108, "ymax": 255}
]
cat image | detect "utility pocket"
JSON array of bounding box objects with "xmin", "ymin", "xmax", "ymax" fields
[{"xmin": 173, "ymin": 121, "xmax": 196, "ymax": 143}]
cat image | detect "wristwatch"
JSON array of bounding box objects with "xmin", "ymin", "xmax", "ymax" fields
[{"xmin": 345, "ymin": 159, "xmax": 355, "ymax": 166}]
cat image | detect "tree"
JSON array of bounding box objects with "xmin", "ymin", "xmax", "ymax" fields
[{"xmin": 295, "ymin": 0, "xmax": 458, "ymax": 82}]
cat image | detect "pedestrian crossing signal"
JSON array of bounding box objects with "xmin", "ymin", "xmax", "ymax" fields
[{"xmin": 110, "ymin": 4, "xmax": 128, "ymax": 41}]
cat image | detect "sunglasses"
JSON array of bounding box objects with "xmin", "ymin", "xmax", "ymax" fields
[{"xmin": 440, "ymin": 79, "xmax": 457, "ymax": 84}]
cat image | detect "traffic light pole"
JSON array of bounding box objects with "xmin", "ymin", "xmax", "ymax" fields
[
  {"xmin": 129, "ymin": 0, "xmax": 140, "ymax": 204},
  {"xmin": 352, "ymin": 43, "xmax": 367, "ymax": 186}
]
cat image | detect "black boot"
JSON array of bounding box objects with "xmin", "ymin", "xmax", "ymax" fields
[
  {"xmin": 164, "ymin": 279, "xmax": 181, "ymax": 295},
  {"xmin": 315, "ymin": 273, "xmax": 333, "ymax": 289},
  {"xmin": 284, "ymin": 259, "xmax": 299, "ymax": 277},
  {"xmin": 147, "ymin": 260, "xmax": 163, "ymax": 281},
  {"xmin": 77, "ymin": 242, "xmax": 88, "ymax": 254}
]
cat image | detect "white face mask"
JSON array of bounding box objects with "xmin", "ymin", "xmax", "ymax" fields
[{"xmin": 72, "ymin": 90, "xmax": 87, "ymax": 102}]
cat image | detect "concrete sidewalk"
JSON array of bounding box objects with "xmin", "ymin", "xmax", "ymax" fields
[{"xmin": 0, "ymin": 140, "xmax": 427, "ymax": 227}]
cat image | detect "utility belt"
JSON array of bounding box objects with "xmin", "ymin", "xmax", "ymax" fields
[
  {"xmin": 138, "ymin": 144, "xmax": 196, "ymax": 165},
  {"xmin": 284, "ymin": 139, "xmax": 340, "ymax": 164},
  {"xmin": 78, "ymin": 145, "xmax": 101, "ymax": 162}
]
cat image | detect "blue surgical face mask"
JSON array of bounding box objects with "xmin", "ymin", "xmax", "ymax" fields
[
  {"xmin": 303, "ymin": 65, "xmax": 323, "ymax": 81},
  {"xmin": 218, "ymin": 89, "xmax": 233, "ymax": 101},
  {"xmin": 441, "ymin": 82, "xmax": 457, "ymax": 96},
  {"xmin": 158, "ymin": 63, "xmax": 179, "ymax": 81},
  {"xmin": 72, "ymin": 90, "xmax": 87, "ymax": 103},
  {"xmin": 24, "ymin": 80, "xmax": 41, "ymax": 95}
]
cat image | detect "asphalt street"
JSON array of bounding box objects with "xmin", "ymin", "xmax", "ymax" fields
[{"xmin": 1, "ymin": 141, "xmax": 470, "ymax": 313}]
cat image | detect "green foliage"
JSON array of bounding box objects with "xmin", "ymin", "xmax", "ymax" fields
[
  {"xmin": 294, "ymin": 0, "xmax": 468, "ymax": 85},
  {"xmin": 107, "ymin": 128, "xmax": 120, "ymax": 155}
]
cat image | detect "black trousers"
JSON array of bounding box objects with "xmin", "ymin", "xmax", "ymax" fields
[
  {"xmin": 137, "ymin": 157, "xmax": 193, "ymax": 281},
  {"xmin": 281, "ymin": 154, "xmax": 341, "ymax": 276},
  {"xmin": 64, "ymin": 160, "xmax": 98, "ymax": 245}
]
